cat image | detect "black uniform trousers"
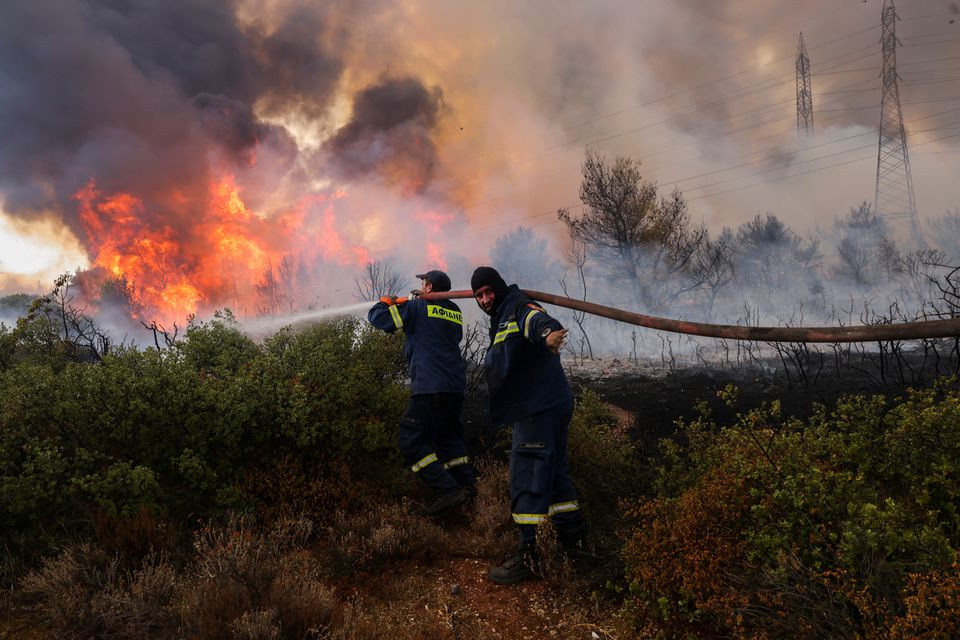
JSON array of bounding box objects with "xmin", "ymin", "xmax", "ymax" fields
[
  {"xmin": 509, "ymin": 399, "xmax": 584, "ymax": 546},
  {"xmin": 399, "ymin": 392, "xmax": 475, "ymax": 494}
]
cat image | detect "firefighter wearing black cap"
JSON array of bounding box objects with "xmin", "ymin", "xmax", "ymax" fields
[
  {"xmin": 368, "ymin": 270, "xmax": 476, "ymax": 516},
  {"xmin": 471, "ymin": 266, "xmax": 589, "ymax": 584}
]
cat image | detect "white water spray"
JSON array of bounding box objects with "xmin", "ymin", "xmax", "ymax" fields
[{"xmin": 237, "ymin": 301, "xmax": 373, "ymax": 336}]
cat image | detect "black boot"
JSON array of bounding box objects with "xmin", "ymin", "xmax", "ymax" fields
[
  {"xmin": 488, "ymin": 547, "xmax": 539, "ymax": 585},
  {"xmin": 422, "ymin": 486, "xmax": 470, "ymax": 517},
  {"xmin": 558, "ymin": 529, "xmax": 595, "ymax": 571}
]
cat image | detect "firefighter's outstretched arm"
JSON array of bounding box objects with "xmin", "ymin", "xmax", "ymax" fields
[
  {"xmin": 368, "ymin": 296, "xmax": 411, "ymax": 333},
  {"xmin": 518, "ymin": 302, "xmax": 567, "ymax": 354}
]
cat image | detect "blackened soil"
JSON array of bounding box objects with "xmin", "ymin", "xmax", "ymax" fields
[{"xmin": 464, "ymin": 357, "xmax": 909, "ymax": 457}]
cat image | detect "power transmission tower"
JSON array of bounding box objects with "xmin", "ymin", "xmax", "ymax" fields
[
  {"xmin": 875, "ymin": 0, "xmax": 925, "ymax": 246},
  {"xmin": 796, "ymin": 32, "xmax": 814, "ymax": 137}
]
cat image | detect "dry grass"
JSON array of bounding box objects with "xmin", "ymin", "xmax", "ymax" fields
[
  {"xmin": 455, "ymin": 458, "xmax": 514, "ymax": 558},
  {"xmin": 17, "ymin": 459, "xmax": 607, "ymax": 639},
  {"xmin": 180, "ymin": 515, "xmax": 335, "ymax": 640},
  {"xmin": 318, "ymin": 500, "xmax": 448, "ymax": 575},
  {"xmin": 21, "ymin": 543, "xmax": 179, "ymax": 639}
]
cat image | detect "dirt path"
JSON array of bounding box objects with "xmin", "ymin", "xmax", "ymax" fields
[{"xmin": 341, "ymin": 556, "xmax": 624, "ymax": 640}]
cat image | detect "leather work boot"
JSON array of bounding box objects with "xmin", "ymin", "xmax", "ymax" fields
[
  {"xmin": 422, "ymin": 486, "xmax": 470, "ymax": 517},
  {"xmin": 488, "ymin": 547, "xmax": 539, "ymax": 585}
]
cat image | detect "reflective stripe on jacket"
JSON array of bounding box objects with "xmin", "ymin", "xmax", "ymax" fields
[
  {"xmin": 483, "ymin": 285, "xmax": 572, "ymax": 424},
  {"xmin": 368, "ymin": 298, "xmax": 466, "ymax": 395}
]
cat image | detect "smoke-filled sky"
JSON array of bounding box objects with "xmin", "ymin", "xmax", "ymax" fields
[{"xmin": 1, "ymin": 0, "xmax": 958, "ymax": 311}]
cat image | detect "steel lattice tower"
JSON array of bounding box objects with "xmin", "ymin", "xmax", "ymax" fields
[
  {"xmin": 875, "ymin": 0, "xmax": 925, "ymax": 246},
  {"xmin": 796, "ymin": 32, "xmax": 814, "ymax": 137}
]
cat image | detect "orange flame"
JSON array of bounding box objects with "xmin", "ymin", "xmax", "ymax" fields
[
  {"xmin": 413, "ymin": 210, "xmax": 454, "ymax": 270},
  {"xmin": 74, "ymin": 176, "xmax": 371, "ymax": 324}
]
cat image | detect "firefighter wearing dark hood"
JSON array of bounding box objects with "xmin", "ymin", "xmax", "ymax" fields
[
  {"xmin": 368, "ymin": 270, "xmax": 476, "ymax": 517},
  {"xmin": 471, "ymin": 266, "xmax": 589, "ymax": 585}
]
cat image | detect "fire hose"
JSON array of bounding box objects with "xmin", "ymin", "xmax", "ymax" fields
[{"xmin": 418, "ymin": 289, "xmax": 960, "ymax": 343}]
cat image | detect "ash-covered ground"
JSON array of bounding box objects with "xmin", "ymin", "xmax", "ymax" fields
[{"xmin": 463, "ymin": 353, "xmax": 916, "ymax": 457}]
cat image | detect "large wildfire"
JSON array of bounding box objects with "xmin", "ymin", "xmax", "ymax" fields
[
  {"xmin": 71, "ymin": 173, "xmax": 461, "ymax": 324},
  {"xmin": 0, "ymin": 1, "xmax": 478, "ymax": 328},
  {"xmin": 75, "ymin": 177, "xmax": 351, "ymax": 322},
  {"xmin": 3, "ymin": 0, "xmax": 960, "ymax": 331}
]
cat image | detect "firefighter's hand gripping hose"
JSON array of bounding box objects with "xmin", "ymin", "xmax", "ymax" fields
[{"xmin": 417, "ymin": 289, "xmax": 960, "ymax": 343}]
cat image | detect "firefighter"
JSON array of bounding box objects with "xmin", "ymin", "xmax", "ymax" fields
[
  {"xmin": 471, "ymin": 266, "xmax": 589, "ymax": 585},
  {"xmin": 368, "ymin": 270, "xmax": 476, "ymax": 517}
]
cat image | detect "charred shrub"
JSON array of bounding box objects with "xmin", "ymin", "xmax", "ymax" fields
[
  {"xmin": 623, "ymin": 379, "xmax": 960, "ymax": 639},
  {"xmin": 461, "ymin": 457, "xmax": 514, "ymax": 558}
]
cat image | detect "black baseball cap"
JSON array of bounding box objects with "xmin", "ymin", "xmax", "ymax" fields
[{"xmin": 416, "ymin": 269, "xmax": 452, "ymax": 292}]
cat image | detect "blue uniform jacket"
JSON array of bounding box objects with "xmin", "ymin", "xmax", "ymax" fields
[
  {"xmin": 484, "ymin": 285, "xmax": 573, "ymax": 425},
  {"xmin": 368, "ymin": 297, "xmax": 467, "ymax": 395}
]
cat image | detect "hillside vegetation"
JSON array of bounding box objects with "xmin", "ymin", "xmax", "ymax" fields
[{"xmin": 1, "ymin": 304, "xmax": 958, "ymax": 638}]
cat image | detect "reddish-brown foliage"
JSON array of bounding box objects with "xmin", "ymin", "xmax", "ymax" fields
[
  {"xmin": 889, "ymin": 562, "xmax": 960, "ymax": 640},
  {"xmin": 623, "ymin": 467, "xmax": 757, "ymax": 637}
]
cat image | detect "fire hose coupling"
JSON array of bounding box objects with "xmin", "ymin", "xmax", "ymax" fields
[{"xmin": 379, "ymin": 295, "xmax": 408, "ymax": 306}]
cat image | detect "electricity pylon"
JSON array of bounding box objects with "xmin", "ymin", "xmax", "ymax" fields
[
  {"xmin": 796, "ymin": 32, "xmax": 814, "ymax": 137},
  {"xmin": 875, "ymin": 0, "xmax": 926, "ymax": 247}
]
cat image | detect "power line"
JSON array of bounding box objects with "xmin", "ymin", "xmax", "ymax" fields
[
  {"xmin": 670, "ymin": 105, "xmax": 960, "ymax": 190},
  {"xmin": 463, "ymin": 38, "xmax": 960, "ymax": 185},
  {"xmin": 467, "ymin": 52, "xmax": 883, "ymax": 182},
  {"xmin": 468, "ymin": 127, "xmax": 960, "ymax": 239},
  {"xmin": 458, "ymin": 12, "xmax": 959, "ymax": 231},
  {"xmin": 467, "ymin": 26, "xmax": 887, "ymax": 168},
  {"xmin": 679, "ymin": 122, "xmax": 959, "ymax": 195},
  {"xmin": 470, "ymin": 109, "xmax": 960, "ymax": 238},
  {"xmin": 690, "ymin": 129, "xmax": 960, "ymax": 203},
  {"xmin": 461, "ymin": 66, "xmax": 957, "ymax": 220},
  {"xmin": 457, "ymin": 80, "xmax": 881, "ymax": 215}
]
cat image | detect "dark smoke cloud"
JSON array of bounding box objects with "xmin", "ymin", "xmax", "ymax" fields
[
  {"xmin": 0, "ymin": 0, "xmax": 345, "ymax": 233},
  {"xmin": 84, "ymin": 0, "xmax": 260, "ymax": 103},
  {"xmin": 194, "ymin": 93, "xmax": 297, "ymax": 168},
  {"xmin": 325, "ymin": 76, "xmax": 445, "ymax": 191},
  {"xmin": 252, "ymin": 5, "xmax": 345, "ymax": 119}
]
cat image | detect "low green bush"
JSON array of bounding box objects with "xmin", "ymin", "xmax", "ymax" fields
[
  {"xmin": 0, "ymin": 314, "xmax": 407, "ymax": 550},
  {"xmin": 623, "ymin": 378, "xmax": 960, "ymax": 638},
  {"xmin": 568, "ymin": 389, "xmax": 645, "ymax": 538}
]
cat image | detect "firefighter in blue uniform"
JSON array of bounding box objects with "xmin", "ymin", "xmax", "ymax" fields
[
  {"xmin": 368, "ymin": 270, "xmax": 476, "ymax": 516},
  {"xmin": 471, "ymin": 266, "xmax": 589, "ymax": 584}
]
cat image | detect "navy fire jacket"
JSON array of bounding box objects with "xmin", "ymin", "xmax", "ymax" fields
[
  {"xmin": 368, "ymin": 298, "xmax": 467, "ymax": 396},
  {"xmin": 483, "ymin": 285, "xmax": 573, "ymax": 425}
]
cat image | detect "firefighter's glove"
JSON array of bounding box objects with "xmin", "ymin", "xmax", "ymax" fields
[
  {"xmin": 410, "ymin": 289, "xmax": 423, "ymax": 299},
  {"xmin": 379, "ymin": 295, "xmax": 408, "ymax": 306}
]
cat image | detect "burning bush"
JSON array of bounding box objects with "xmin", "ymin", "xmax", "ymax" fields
[{"xmin": 622, "ymin": 379, "xmax": 960, "ymax": 638}]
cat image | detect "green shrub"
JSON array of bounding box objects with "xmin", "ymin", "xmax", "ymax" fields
[
  {"xmin": 568, "ymin": 389, "xmax": 644, "ymax": 537},
  {"xmin": 0, "ymin": 315, "xmax": 407, "ymax": 550},
  {"xmin": 623, "ymin": 379, "xmax": 960, "ymax": 638}
]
